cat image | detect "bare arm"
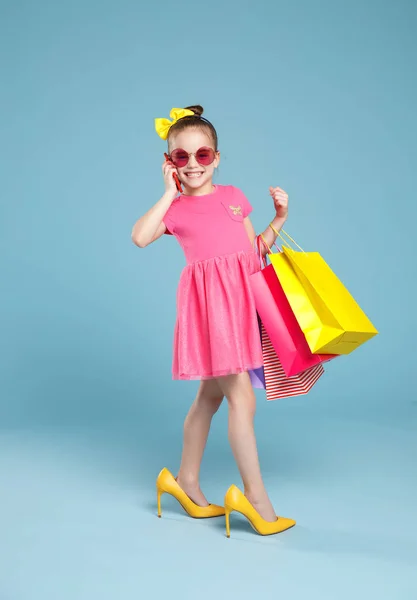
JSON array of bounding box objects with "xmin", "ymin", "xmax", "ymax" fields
[
  {"xmin": 131, "ymin": 192, "xmax": 173, "ymax": 248},
  {"xmin": 243, "ymin": 214, "xmax": 287, "ymax": 253},
  {"xmin": 131, "ymin": 158, "xmax": 179, "ymax": 248},
  {"xmin": 243, "ymin": 186, "xmax": 289, "ymax": 254}
]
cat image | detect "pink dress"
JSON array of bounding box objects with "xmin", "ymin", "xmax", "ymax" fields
[{"xmin": 163, "ymin": 184, "xmax": 263, "ymax": 380}]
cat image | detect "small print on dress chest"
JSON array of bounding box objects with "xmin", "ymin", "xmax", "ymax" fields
[{"xmin": 229, "ymin": 205, "xmax": 242, "ymax": 216}]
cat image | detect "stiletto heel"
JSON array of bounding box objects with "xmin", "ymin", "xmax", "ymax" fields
[
  {"xmin": 225, "ymin": 505, "xmax": 232, "ymax": 538},
  {"xmin": 157, "ymin": 488, "xmax": 163, "ymax": 518},
  {"xmin": 224, "ymin": 485, "xmax": 296, "ymax": 536},
  {"xmin": 155, "ymin": 468, "xmax": 225, "ymax": 519}
]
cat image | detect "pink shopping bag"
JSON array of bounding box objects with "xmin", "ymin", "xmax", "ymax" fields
[
  {"xmin": 250, "ymin": 237, "xmax": 336, "ymax": 377},
  {"xmin": 261, "ymin": 323, "xmax": 324, "ymax": 401}
]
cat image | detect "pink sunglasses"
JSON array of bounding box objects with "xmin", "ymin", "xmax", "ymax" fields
[{"xmin": 168, "ymin": 146, "xmax": 216, "ymax": 168}]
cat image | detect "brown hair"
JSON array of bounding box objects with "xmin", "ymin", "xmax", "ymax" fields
[{"xmin": 167, "ymin": 105, "xmax": 218, "ymax": 150}]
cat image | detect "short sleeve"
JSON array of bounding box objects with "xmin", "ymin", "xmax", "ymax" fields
[
  {"xmin": 162, "ymin": 202, "xmax": 177, "ymax": 235},
  {"xmin": 233, "ymin": 186, "xmax": 253, "ymax": 218}
]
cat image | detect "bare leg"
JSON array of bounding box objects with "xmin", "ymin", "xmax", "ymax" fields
[
  {"xmin": 216, "ymin": 372, "xmax": 276, "ymax": 522},
  {"xmin": 176, "ymin": 379, "xmax": 223, "ymax": 506}
]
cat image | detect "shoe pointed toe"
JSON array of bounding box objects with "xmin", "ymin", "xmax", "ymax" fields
[
  {"xmin": 274, "ymin": 516, "xmax": 296, "ymax": 533},
  {"xmin": 208, "ymin": 503, "xmax": 226, "ymax": 517}
]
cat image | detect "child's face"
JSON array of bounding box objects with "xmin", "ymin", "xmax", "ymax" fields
[{"xmin": 169, "ymin": 129, "xmax": 220, "ymax": 193}]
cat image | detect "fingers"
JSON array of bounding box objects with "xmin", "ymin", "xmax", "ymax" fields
[
  {"xmin": 270, "ymin": 186, "xmax": 288, "ymax": 203},
  {"xmin": 269, "ymin": 186, "xmax": 287, "ymax": 195},
  {"xmin": 162, "ymin": 160, "xmax": 180, "ymax": 194},
  {"xmin": 271, "ymin": 192, "xmax": 288, "ymax": 203},
  {"xmin": 162, "ymin": 161, "xmax": 176, "ymax": 177}
]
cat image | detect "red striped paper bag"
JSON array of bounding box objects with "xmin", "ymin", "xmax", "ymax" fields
[{"xmin": 261, "ymin": 322, "xmax": 324, "ymax": 401}]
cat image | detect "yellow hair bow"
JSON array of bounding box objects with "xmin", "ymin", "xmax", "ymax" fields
[{"xmin": 154, "ymin": 107, "xmax": 195, "ymax": 140}]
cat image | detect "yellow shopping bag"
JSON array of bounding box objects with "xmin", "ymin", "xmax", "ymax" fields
[{"xmin": 269, "ymin": 232, "xmax": 378, "ymax": 355}]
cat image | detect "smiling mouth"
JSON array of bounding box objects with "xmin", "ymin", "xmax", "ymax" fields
[{"xmin": 185, "ymin": 172, "xmax": 204, "ymax": 178}]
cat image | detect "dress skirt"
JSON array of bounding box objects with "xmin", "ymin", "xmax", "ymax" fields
[{"xmin": 172, "ymin": 248, "xmax": 264, "ymax": 380}]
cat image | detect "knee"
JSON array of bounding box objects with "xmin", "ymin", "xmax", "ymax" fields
[
  {"xmin": 226, "ymin": 390, "xmax": 256, "ymax": 419},
  {"xmin": 196, "ymin": 390, "xmax": 224, "ymax": 415}
]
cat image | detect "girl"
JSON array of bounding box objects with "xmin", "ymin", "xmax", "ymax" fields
[{"xmin": 131, "ymin": 105, "xmax": 296, "ymax": 536}]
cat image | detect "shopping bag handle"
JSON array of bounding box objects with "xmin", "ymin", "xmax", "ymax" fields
[
  {"xmin": 256, "ymin": 234, "xmax": 281, "ymax": 268},
  {"xmin": 255, "ymin": 235, "xmax": 268, "ymax": 268},
  {"xmin": 279, "ymin": 229, "xmax": 305, "ymax": 253},
  {"xmin": 255, "ymin": 228, "xmax": 305, "ymax": 270},
  {"xmin": 268, "ymin": 223, "xmax": 305, "ymax": 253}
]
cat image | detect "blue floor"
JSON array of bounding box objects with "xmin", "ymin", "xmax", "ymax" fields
[{"xmin": 2, "ymin": 405, "xmax": 416, "ymax": 600}]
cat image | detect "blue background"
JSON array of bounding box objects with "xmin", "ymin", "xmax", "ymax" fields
[{"xmin": 1, "ymin": 0, "xmax": 416, "ymax": 598}]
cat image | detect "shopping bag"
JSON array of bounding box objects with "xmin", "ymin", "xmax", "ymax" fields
[
  {"xmin": 249, "ymin": 366, "xmax": 266, "ymax": 389},
  {"xmin": 248, "ymin": 313, "xmax": 266, "ymax": 389},
  {"xmin": 250, "ymin": 261, "xmax": 336, "ymax": 376},
  {"xmin": 269, "ymin": 232, "xmax": 378, "ymax": 354},
  {"xmin": 261, "ymin": 322, "xmax": 324, "ymax": 401}
]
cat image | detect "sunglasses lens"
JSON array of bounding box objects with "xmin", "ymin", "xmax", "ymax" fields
[
  {"xmin": 196, "ymin": 147, "xmax": 215, "ymax": 165},
  {"xmin": 170, "ymin": 149, "xmax": 189, "ymax": 167}
]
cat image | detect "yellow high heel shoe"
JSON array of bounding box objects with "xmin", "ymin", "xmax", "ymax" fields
[
  {"xmin": 224, "ymin": 485, "xmax": 296, "ymax": 537},
  {"xmin": 156, "ymin": 468, "xmax": 225, "ymax": 519}
]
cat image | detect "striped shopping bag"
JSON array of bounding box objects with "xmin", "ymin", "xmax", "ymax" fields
[{"xmin": 261, "ymin": 322, "xmax": 324, "ymax": 401}]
